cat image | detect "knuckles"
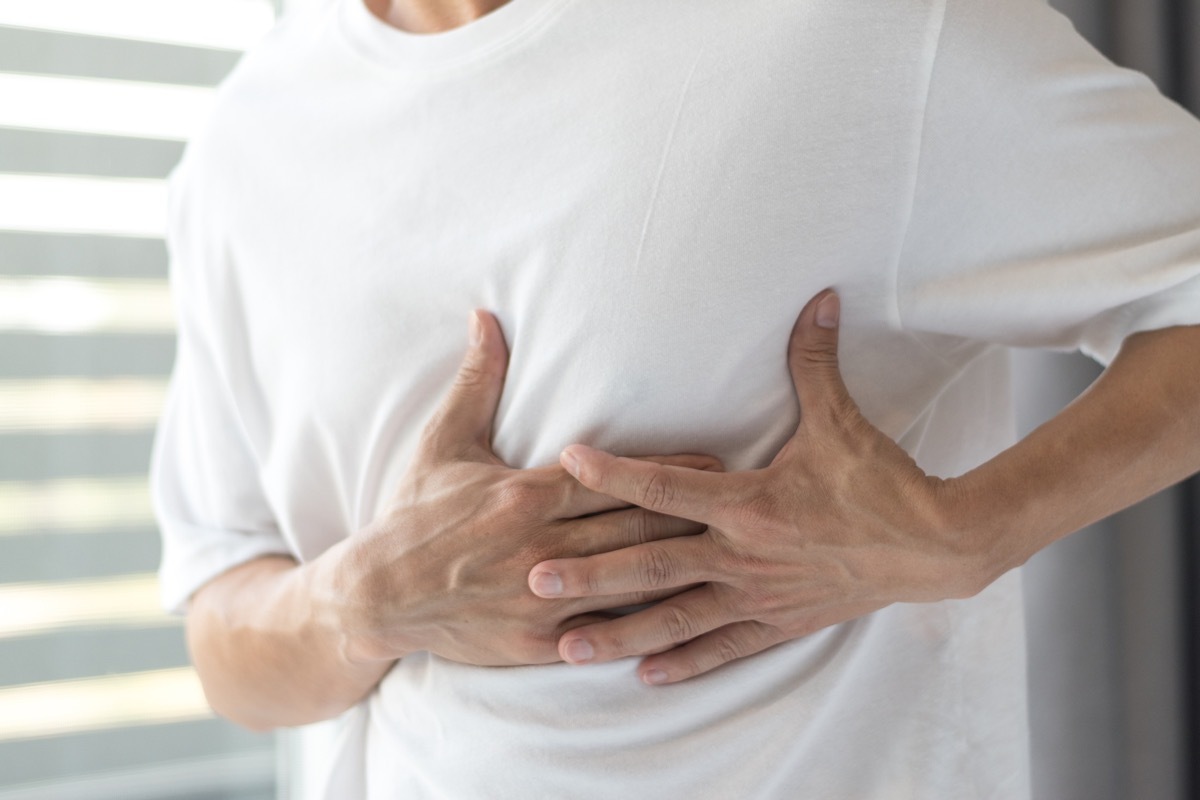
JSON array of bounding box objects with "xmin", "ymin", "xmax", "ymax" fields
[
  {"xmin": 623, "ymin": 510, "xmax": 655, "ymax": 547},
  {"xmin": 659, "ymin": 605, "xmax": 698, "ymax": 644},
  {"xmin": 486, "ymin": 474, "xmax": 561, "ymax": 522},
  {"xmin": 734, "ymin": 583, "xmax": 782, "ymax": 617},
  {"xmin": 636, "ymin": 544, "xmax": 678, "ymax": 589},
  {"xmin": 791, "ymin": 340, "xmax": 839, "ymax": 370},
  {"xmin": 592, "ymin": 629, "xmax": 630, "ymax": 658},
  {"xmin": 710, "ymin": 632, "xmax": 744, "ymax": 667},
  {"xmin": 580, "ymin": 563, "xmax": 606, "ymax": 596},
  {"xmin": 636, "ymin": 466, "xmax": 679, "ymax": 511},
  {"xmin": 729, "ymin": 484, "xmax": 786, "ymax": 532},
  {"xmin": 451, "ymin": 358, "xmax": 495, "ymax": 391}
]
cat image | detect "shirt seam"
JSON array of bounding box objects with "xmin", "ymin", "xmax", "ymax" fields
[
  {"xmin": 889, "ymin": 0, "xmax": 950, "ymax": 337},
  {"xmin": 333, "ymin": 0, "xmax": 575, "ymax": 82},
  {"xmin": 629, "ymin": 46, "xmax": 707, "ymax": 279}
]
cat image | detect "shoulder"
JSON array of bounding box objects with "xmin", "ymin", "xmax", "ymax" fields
[
  {"xmin": 171, "ymin": 2, "xmax": 350, "ymax": 229},
  {"xmin": 183, "ymin": 3, "xmax": 347, "ymax": 161},
  {"xmin": 933, "ymin": 0, "xmax": 1129, "ymax": 76}
]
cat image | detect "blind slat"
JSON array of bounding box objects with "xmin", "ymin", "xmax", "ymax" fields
[
  {"xmin": 0, "ymin": 128, "xmax": 185, "ymax": 180},
  {"xmin": 0, "ymin": 4, "xmax": 276, "ymax": 794},
  {"xmin": 0, "ymin": 25, "xmax": 243, "ymax": 87},
  {"xmin": 0, "ymin": 0, "xmax": 274, "ymax": 51},
  {"xmin": 0, "ymin": 73, "xmax": 213, "ymax": 141}
]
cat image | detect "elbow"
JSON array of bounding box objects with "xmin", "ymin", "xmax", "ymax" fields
[{"xmin": 196, "ymin": 672, "xmax": 355, "ymax": 731}]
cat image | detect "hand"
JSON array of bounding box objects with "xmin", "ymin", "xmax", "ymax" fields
[
  {"xmin": 526, "ymin": 290, "xmax": 993, "ymax": 684},
  {"xmin": 318, "ymin": 310, "xmax": 721, "ymax": 668}
]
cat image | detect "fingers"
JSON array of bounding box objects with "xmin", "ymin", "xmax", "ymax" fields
[
  {"xmin": 528, "ymin": 536, "xmax": 713, "ymax": 599},
  {"xmin": 552, "ymin": 452, "xmax": 724, "ymax": 518},
  {"xmin": 555, "ymin": 585, "xmax": 733, "ymax": 665},
  {"xmin": 637, "ymin": 600, "xmax": 883, "ymax": 684},
  {"xmin": 784, "ymin": 289, "xmax": 858, "ymax": 434},
  {"xmin": 482, "ymin": 452, "xmax": 723, "ymax": 528},
  {"xmin": 557, "ymin": 587, "xmax": 687, "ymax": 620},
  {"xmin": 417, "ymin": 310, "xmax": 510, "ymax": 463},
  {"xmin": 636, "ymin": 621, "xmax": 784, "ymax": 684},
  {"xmin": 557, "ymin": 508, "xmax": 706, "ymax": 557},
  {"xmin": 559, "ymin": 446, "xmax": 733, "ymax": 523},
  {"xmin": 636, "ymin": 453, "xmax": 725, "ymax": 474}
]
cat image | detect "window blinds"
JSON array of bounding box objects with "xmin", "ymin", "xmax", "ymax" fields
[{"xmin": 0, "ymin": 3, "xmax": 280, "ymax": 798}]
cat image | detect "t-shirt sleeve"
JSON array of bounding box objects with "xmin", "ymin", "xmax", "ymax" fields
[
  {"xmin": 895, "ymin": 0, "xmax": 1200, "ymax": 365},
  {"xmin": 150, "ymin": 157, "xmax": 293, "ymax": 615}
]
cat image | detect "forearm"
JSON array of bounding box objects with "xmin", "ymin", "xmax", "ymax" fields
[
  {"xmin": 186, "ymin": 551, "xmax": 392, "ymax": 731},
  {"xmin": 533, "ymin": 301, "xmax": 1200, "ymax": 682},
  {"xmin": 951, "ymin": 324, "xmax": 1200, "ymax": 578}
]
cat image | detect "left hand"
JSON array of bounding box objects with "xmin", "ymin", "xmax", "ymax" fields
[{"xmin": 527, "ymin": 289, "xmax": 997, "ymax": 685}]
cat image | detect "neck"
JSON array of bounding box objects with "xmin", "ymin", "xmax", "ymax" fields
[{"xmin": 366, "ymin": 0, "xmax": 514, "ymax": 33}]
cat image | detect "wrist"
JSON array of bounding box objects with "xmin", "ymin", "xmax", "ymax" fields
[
  {"xmin": 303, "ymin": 533, "xmax": 415, "ymax": 668},
  {"xmin": 189, "ymin": 553, "xmax": 392, "ymax": 728},
  {"xmin": 937, "ymin": 473, "xmax": 1034, "ymax": 596}
]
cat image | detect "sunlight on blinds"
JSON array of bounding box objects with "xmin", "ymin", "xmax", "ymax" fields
[
  {"xmin": 0, "ymin": 0, "xmax": 275, "ymax": 50},
  {"xmin": 0, "ymin": 73, "xmax": 215, "ymax": 141},
  {"xmin": 0, "ymin": 1, "xmax": 278, "ymax": 793},
  {"xmin": 0, "ymin": 668, "xmax": 209, "ymax": 742},
  {"xmin": 0, "ymin": 174, "xmax": 167, "ymax": 238},
  {"xmin": 0, "ymin": 378, "xmax": 166, "ymax": 432},
  {"xmin": 0, "ymin": 277, "xmax": 174, "ymax": 334},
  {"xmin": 0, "ymin": 574, "xmax": 173, "ymax": 640},
  {"xmin": 0, "ymin": 477, "xmax": 152, "ymax": 535}
]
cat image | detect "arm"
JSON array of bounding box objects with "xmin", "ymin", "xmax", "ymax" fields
[
  {"xmin": 526, "ymin": 291, "xmax": 1200, "ymax": 683},
  {"xmin": 181, "ymin": 311, "xmax": 717, "ymax": 729},
  {"xmin": 953, "ymin": 318, "xmax": 1200, "ymax": 575},
  {"xmin": 185, "ymin": 554, "xmax": 385, "ymax": 731}
]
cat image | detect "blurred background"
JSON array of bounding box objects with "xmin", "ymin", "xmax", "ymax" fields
[
  {"xmin": 0, "ymin": 2, "xmax": 282, "ymax": 797},
  {"xmin": 0, "ymin": 0, "xmax": 1195, "ymax": 798},
  {"xmin": 1015, "ymin": 2, "xmax": 1199, "ymax": 800}
]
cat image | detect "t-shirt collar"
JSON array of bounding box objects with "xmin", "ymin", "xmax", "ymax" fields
[{"xmin": 336, "ymin": 0, "xmax": 569, "ymax": 75}]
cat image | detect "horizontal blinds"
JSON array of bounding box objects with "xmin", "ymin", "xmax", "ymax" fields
[{"xmin": 0, "ymin": 3, "xmax": 279, "ymax": 798}]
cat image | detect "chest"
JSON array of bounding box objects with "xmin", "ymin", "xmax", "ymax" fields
[{"xmin": 215, "ymin": 5, "xmax": 958, "ymax": 494}]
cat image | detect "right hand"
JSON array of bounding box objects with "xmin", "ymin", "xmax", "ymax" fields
[{"xmin": 318, "ymin": 310, "xmax": 720, "ymax": 667}]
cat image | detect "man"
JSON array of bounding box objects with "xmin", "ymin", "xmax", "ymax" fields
[{"xmin": 151, "ymin": 0, "xmax": 1200, "ymax": 795}]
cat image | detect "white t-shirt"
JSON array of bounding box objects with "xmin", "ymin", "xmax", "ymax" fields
[{"xmin": 151, "ymin": 0, "xmax": 1200, "ymax": 796}]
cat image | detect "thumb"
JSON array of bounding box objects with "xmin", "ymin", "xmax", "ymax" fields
[
  {"xmin": 786, "ymin": 289, "xmax": 855, "ymax": 430},
  {"xmin": 419, "ymin": 309, "xmax": 510, "ymax": 463}
]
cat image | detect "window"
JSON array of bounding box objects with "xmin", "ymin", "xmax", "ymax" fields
[{"xmin": 0, "ymin": 3, "xmax": 281, "ymax": 797}]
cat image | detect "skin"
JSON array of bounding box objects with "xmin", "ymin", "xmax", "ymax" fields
[
  {"xmin": 187, "ymin": 311, "xmax": 719, "ymax": 729},
  {"xmin": 527, "ymin": 290, "xmax": 1200, "ymax": 685},
  {"xmin": 186, "ymin": 0, "xmax": 1200, "ymax": 728},
  {"xmin": 363, "ymin": 0, "xmax": 510, "ymax": 33}
]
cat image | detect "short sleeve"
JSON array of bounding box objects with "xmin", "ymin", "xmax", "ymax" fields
[
  {"xmin": 896, "ymin": 0, "xmax": 1200, "ymax": 365},
  {"xmin": 150, "ymin": 157, "xmax": 293, "ymax": 615}
]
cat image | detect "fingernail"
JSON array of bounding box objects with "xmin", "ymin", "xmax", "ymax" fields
[
  {"xmin": 531, "ymin": 571, "xmax": 562, "ymax": 597},
  {"xmin": 468, "ymin": 311, "xmax": 483, "ymax": 347},
  {"xmin": 815, "ymin": 293, "xmax": 840, "ymax": 329},
  {"xmin": 564, "ymin": 639, "xmax": 593, "ymax": 664},
  {"xmin": 560, "ymin": 448, "xmax": 581, "ymax": 478},
  {"xmin": 643, "ymin": 669, "xmax": 668, "ymax": 685}
]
